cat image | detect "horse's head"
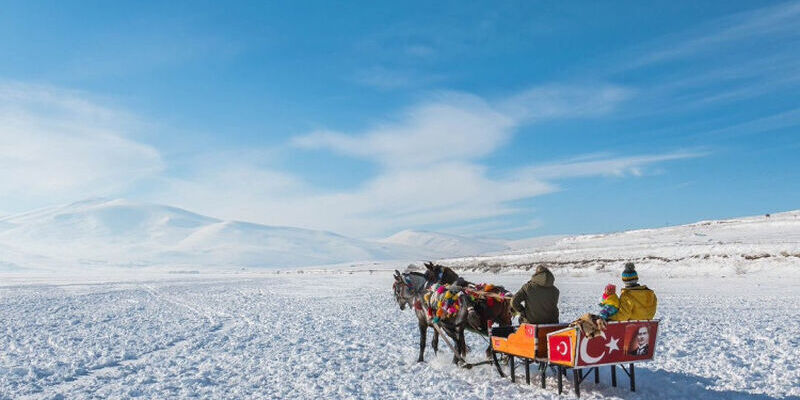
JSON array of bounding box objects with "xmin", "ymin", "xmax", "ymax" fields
[
  {"xmin": 423, "ymin": 261, "xmax": 440, "ymax": 284},
  {"xmin": 423, "ymin": 261, "xmax": 458, "ymax": 285},
  {"xmin": 393, "ymin": 270, "xmax": 412, "ymax": 310}
]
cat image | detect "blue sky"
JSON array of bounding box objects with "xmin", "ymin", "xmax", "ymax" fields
[{"xmin": 1, "ymin": 1, "xmax": 798, "ymax": 238}]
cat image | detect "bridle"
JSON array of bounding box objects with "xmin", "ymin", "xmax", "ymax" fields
[{"xmin": 393, "ymin": 273, "xmax": 426, "ymax": 311}]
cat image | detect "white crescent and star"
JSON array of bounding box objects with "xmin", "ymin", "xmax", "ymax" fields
[
  {"xmin": 580, "ymin": 334, "xmax": 618, "ymax": 363},
  {"xmin": 556, "ymin": 334, "xmax": 618, "ymax": 363}
]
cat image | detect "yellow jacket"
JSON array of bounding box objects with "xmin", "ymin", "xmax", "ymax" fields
[{"xmin": 609, "ymin": 286, "xmax": 657, "ymax": 321}]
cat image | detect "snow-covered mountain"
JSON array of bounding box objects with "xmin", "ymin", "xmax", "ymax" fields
[
  {"xmin": 0, "ymin": 199, "xmax": 487, "ymax": 270},
  {"xmin": 378, "ymin": 229, "xmax": 509, "ymax": 258},
  {"xmin": 2, "ymin": 198, "xmax": 799, "ymax": 274}
]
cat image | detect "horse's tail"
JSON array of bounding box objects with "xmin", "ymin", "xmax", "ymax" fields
[{"xmin": 499, "ymin": 297, "xmax": 513, "ymax": 325}]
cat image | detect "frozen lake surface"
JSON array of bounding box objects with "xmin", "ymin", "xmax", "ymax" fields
[{"xmin": 1, "ymin": 270, "xmax": 798, "ymax": 399}]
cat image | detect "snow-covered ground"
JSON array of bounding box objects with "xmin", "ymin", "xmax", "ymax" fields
[
  {"xmin": 2, "ymin": 203, "xmax": 799, "ymax": 398},
  {"xmin": 1, "ymin": 270, "xmax": 797, "ymax": 399}
]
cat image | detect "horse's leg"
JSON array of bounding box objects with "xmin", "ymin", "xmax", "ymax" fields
[
  {"xmin": 432, "ymin": 326, "xmax": 439, "ymax": 353},
  {"xmin": 458, "ymin": 326, "xmax": 467, "ymax": 359},
  {"xmin": 417, "ymin": 321, "xmax": 427, "ymax": 362},
  {"xmin": 447, "ymin": 326, "xmax": 462, "ymax": 365},
  {"xmin": 451, "ymin": 336, "xmax": 460, "ymax": 364}
]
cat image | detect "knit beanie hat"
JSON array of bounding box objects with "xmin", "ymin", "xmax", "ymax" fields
[{"xmin": 621, "ymin": 262, "xmax": 639, "ymax": 287}]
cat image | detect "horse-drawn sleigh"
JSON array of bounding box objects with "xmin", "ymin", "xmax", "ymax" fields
[{"xmin": 393, "ymin": 262, "xmax": 660, "ymax": 397}]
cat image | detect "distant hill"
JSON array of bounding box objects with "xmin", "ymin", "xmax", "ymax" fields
[
  {"xmin": 2, "ymin": 199, "xmax": 798, "ymax": 274},
  {"xmin": 0, "ymin": 199, "xmax": 499, "ymax": 270},
  {"xmin": 439, "ymin": 211, "xmax": 800, "ymax": 276},
  {"xmin": 379, "ymin": 229, "xmax": 509, "ymax": 258}
]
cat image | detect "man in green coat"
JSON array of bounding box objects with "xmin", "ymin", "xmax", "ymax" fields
[{"xmin": 512, "ymin": 266, "xmax": 560, "ymax": 324}]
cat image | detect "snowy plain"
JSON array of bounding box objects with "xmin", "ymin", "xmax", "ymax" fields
[{"xmin": 1, "ymin": 269, "xmax": 798, "ymax": 399}]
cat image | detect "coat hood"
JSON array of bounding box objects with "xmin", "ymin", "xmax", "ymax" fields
[
  {"xmin": 624, "ymin": 286, "xmax": 656, "ymax": 308},
  {"xmin": 530, "ymin": 267, "xmax": 555, "ymax": 287}
]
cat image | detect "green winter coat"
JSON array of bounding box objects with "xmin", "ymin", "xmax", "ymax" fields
[{"xmin": 512, "ymin": 268, "xmax": 560, "ymax": 324}]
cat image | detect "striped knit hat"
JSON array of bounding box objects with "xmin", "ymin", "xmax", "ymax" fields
[{"xmin": 621, "ymin": 262, "xmax": 639, "ymax": 287}]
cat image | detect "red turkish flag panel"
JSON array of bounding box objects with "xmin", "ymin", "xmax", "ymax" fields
[
  {"xmin": 524, "ymin": 324, "xmax": 536, "ymax": 337},
  {"xmin": 576, "ymin": 320, "xmax": 659, "ymax": 367},
  {"xmin": 548, "ymin": 334, "xmax": 573, "ymax": 364}
]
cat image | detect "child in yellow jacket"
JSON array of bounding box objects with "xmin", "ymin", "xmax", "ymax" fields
[
  {"xmin": 609, "ymin": 262, "xmax": 658, "ymax": 321},
  {"xmin": 599, "ymin": 284, "xmax": 620, "ymax": 320}
]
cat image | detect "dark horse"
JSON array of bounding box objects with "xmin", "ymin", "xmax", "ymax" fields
[
  {"xmin": 422, "ymin": 261, "xmax": 459, "ymax": 285},
  {"xmin": 393, "ymin": 266, "xmax": 513, "ymax": 365}
]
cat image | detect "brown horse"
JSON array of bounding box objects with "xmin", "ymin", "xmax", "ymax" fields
[
  {"xmin": 421, "ymin": 265, "xmax": 513, "ymax": 363},
  {"xmin": 422, "ymin": 261, "xmax": 459, "ymax": 285}
]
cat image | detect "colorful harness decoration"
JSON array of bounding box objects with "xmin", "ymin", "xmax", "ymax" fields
[
  {"xmin": 425, "ymin": 282, "xmax": 510, "ymax": 323},
  {"xmin": 465, "ymin": 283, "xmax": 508, "ymax": 307},
  {"xmin": 425, "ymin": 283, "xmax": 464, "ymax": 323}
]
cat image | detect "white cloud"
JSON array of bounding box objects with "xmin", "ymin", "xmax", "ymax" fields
[
  {"xmin": 701, "ymin": 108, "xmax": 800, "ymax": 139},
  {"xmin": 627, "ymin": 2, "xmax": 800, "ymax": 69},
  {"xmin": 517, "ymin": 151, "xmax": 705, "ymax": 180},
  {"xmin": 293, "ymin": 85, "xmax": 632, "ymax": 168},
  {"xmin": 292, "ymin": 92, "xmax": 514, "ymax": 167},
  {"xmin": 167, "ymin": 150, "xmax": 704, "ymax": 238},
  {"xmin": 500, "ymin": 85, "xmax": 633, "ymax": 122},
  {"xmin": 154, "ymin": 84, "xmax": 693, "ymax": 238},
  {"xmin": 147, "ymin": 160, "xmax": 556, "ymax": 237},
  {"xmin": 606, "ymin": 2, "xmax": 800, "ymax": 111},
  {"xmin": 0, "ymin": 82, "xmax": 163, "ymax": 212}
]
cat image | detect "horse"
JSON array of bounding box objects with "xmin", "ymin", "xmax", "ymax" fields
[
  {"xmin": 421, "ymin": 263, "xmax": 511, "ymax": 332},
  {"xmin": 392, "ymin": 270, "xmax": 440, "ymax": 362},
  {"xmin": 430, "ymin": 280, "xmax": 513, "ymax": 362}
]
